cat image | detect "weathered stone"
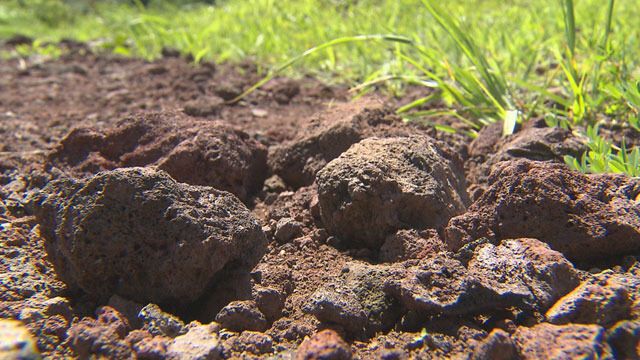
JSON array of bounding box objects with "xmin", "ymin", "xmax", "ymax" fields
[
  {"xmin": 32, "ymin": 167, "xmax": 267, "ymax": 305},
  {"xmin": 379, "ymin": 229, "xmax": 446, "ymax": 263},
  {"xmin": 303, "ymin": 262, "xmax": 401, "ymax": 336},
  {"xmin": 512, "ymin": 323, "xmax": 611, "ymax": 360},
  {"xmin": 471, "ymin": 329, "xmax": 518, "ymax": 360},
  {"xmin": 66, "ymin": 307, "xmax": 133, "ymax": 360},
  {"xmin": 383, "ymin": 253, "xmax": 502, "ymax": 315},
  {"xmin": 47, "ymin": 111, "xmax": 267, "ymax": 202},
  {"xmin": 215, "ymin": 300, "xmax": 267, "ymax": 333},
  {"xmin": 606, "ymin": 320, "xmax": 640, "ymax": 360},
  {"xmin": 317, "ymin": 136, "xmax": 468, "ymax": 249},
  {"xmin": 274, "ymin": 217, "xmax": 304, "ymax": 243},
  {"xmin": 138, "ymin": 304, "xmax": 186, "ymax": 338},
  {"xmin": 546, "ymin": 270, "xmax": 640, "ymax": 327},
  {"xmin": 295, "ymin": 329, "xmax": 352, "ymax": 360},
  {"xmin": 468, "ymin": 238, "xmax": 580, "ymax": 311},
  {"xmin": 223, "ymin": 331, "xmax": 273, "ymax": 356},
  {"xmin": 0, "ymin": 319, "xmax": 40, "ymax": 360},
  {"xmin": 166, "ymin": 322, "xmax": 221, "ymax": 360},
  {"xmin": 446, "ymin": 159, "xmax": 640, "ymax": 262},
  {"xmin": 183, "ymin": 96, "xmax": 224, "ymax": 117},
  {"xmin": 125, "ymin": 330, "xmax": 169, "ymax": 360},
  {"xmin": 253, "ymin": 285, "xmax": 286, "ymax": 321},
  {"xmin": 269, "ymin": 97, "xmax": 427, "ymax": 188}
]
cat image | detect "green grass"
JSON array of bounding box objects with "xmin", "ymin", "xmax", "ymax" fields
[{"xmin": 1, "ymin": 0, "xmax": 639, "ymax": 176}]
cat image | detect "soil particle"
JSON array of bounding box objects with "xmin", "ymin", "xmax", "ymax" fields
[
  {"xmin": 316, "ymin": 135, "xmax": 468, "ymax": 250},
  {"xmin": 31, "ymin": 167, "xmax": 267, "ymax": 306},
  {"xmin": 446, "ymin": 159, "xmax": 640, "ymax": 262}
]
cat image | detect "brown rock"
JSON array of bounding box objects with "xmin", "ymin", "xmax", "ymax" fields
[
  {"xmin": 317, "ymin": 136, "xmax": 468, "ymax": 250},
  {"xmin": 166, "ymin": 322, "xmax": 221, "ymax": 360},
  {"xmin": 66, "ymin": 307, "xmax": 134, "ymax": 360},
  {"xmin": 546, "ymin": 270, "xmax": 640, "ymax": 327},
  {"xmin": 606, "ymin": 320, "xmax": 640, "ymax": 360},
  {"xmin": 269, "ymin": 97, "xmax": 427, "ymax": 188},
  {"xmin": 47, "ymin": 111, "xmax": 268, "ymax": 202},
  {"xmin": 0, "ymin": 319, "xmax": 40, "ymax": 360},
  {"xmin": 379, "ymin": 229, "xmax": 446, "ymax": 263},
  {"xmin": 472, "ymin": 329, "xmax": 518, "ymax": 360},
  {"xmin": 512, "ymin": 323, "xmax": 611, "ymax": 359},
  {"xmin": 468, "ymin": 238, "xmax": 580, "ymax": 311},
  {"xmin": 295, "ymin": 329, "xmax": 352, "ymax": 360},
  {"xmin": 215, "ymin": 300, "xmax": 267, "ymax": 333},
  {"xmin": 445, "ymin": 159, "xmax": 640, "ymax": 262},
  {"xmin": 32, "ymin": 167, "xmax": 267, "ymax": 305}
]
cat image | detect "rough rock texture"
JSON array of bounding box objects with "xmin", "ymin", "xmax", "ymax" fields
[
  {"xmin": 47, "ymin": 111, "xmax": 268, "ymax": 203},
  {"xmin": 125, "ymin": 330, "xmax": 169, "ymax": 360},
  {"xmin": 606, "ymin": 320, "xmax": 640, "ymax": 360},
  {"xmin": 221, "ymin": 331, "xmax": 273, "ymax": 357},
  {"xmin": 512, "ymin": 323, "xmax": 611, "ymax": 359},
  {"xmin": 295, "ymin": 329, "xmax": 352, "ymax": 360},
  {"xmin": 446, "ymin": 159, "xmax": 640, "ymax": 262},
  {"xmin": 66, "ymin": 306, "xmax": 134, "ymax": 360},
  {"xmin": 466, "ymin": 119, "xmax": 585, "ymax": 194},
  {"xmin": 383, "ymin": 253, "xmax": 502, "ymax": 315},
  {"xmin": 317, "ymin": 136, "xmax": 468, "ymax": 249},
  {"xmin": 269, "ymin": 97, "xmax": 428, "ymax": 188},
  {"xmin": 303, "ymin": 262, "xmax": 401, "ymax": 336},
  {"xmin": 215, "ymin": 300, "xmax": 268, "ymax": 333},
  {"xmin": 138, "ymin": 304, "xmax": 186, "ymax": 338},
  {"xmin": 467, "ymin": 238, "xmax": 580, "ymax": 311},
  {"xmin": 166, "ymin": 322, "xmax": 221, "ymax": 360},
  {"xmin": 471, "ymin": 329, "xmax": 518, "ymax": 360},
  {"xmin": 379, "ymin": 229, "xmax": 446, "ymax": 263},
  {"xmin": 32, "ymin": 167, "xmax": 267, "ymax": 305},
  {"xmin": 0, "ymin": 319, "xmax": 41, "ymax": 360},
  {"xmin": 546, "ymin": 270, "xmax": 640, "ymax": 327}
]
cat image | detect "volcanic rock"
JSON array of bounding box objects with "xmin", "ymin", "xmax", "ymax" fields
[
  {"xmin": 379, "ymin": 229, "xmax": 446, "ymax": 263},
  {"xmin": 445, "ymin": 159, "xmax": 640, "ymax": 262},
  {"xmin": 269, "ymin": 97, "xmax": 428, "ymax": 188},
  {"xmin": 512, "ymin": 323, "xmax": 611, "ymax": 359},
  {"xmin": 215, "ymin": 300, "xmax": 268, "ymax": 333},
  {"xmin": 471, "ymin": 329, "xmax": 518, "ymax": 360},
  {"xmin": 467, "ymin": 238, "xmax": 580, "ymax": 311},
  {"xmin": 47, "ymin": 111, "xmax": 268, "ymax": 202},
  {"xmin": 32, "ymin": 167, "xmax": 267, "ymax": 305},
  {"xmin": 66, "ymin": 306, "xmax": 133, "ymax": 360},
  {"xmin": 166, "ymin": 322, "xmax": 221, "ymax": 360},
  {"xmin": 0, "ymin": 319, "xmax": 41, "ymax": 360},
  {"xmin": 295, "ymin": 329, "xmax": 352, "ymax": 360},
  {"xmin": 546, "ymin": 270, "xmax": 640, "ymax": 327},
  {"xmin": 316, "ymin": 136, "xmax": 468, "ymax": 250}
]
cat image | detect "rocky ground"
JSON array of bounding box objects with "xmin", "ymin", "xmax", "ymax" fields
[{"xmin": 0, "ymin": 38, "xmax": 639, "ymax": 359}]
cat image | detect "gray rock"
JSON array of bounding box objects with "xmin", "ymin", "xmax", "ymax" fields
[
  {"xmin": 167, "ymin": 322, "xmax": 221, "ymax": 360},
  {"xmin": 512, "ymin": 323, "xmax": 612, "ymax": 359},
  {"xmin": 468, "ymin": 238, "xmax": 580, "ymax": 311},
  {"xmin": 274, "ymin": 217, "xmax": 304, "ymax": 243},
  {"xmin": 546, "ymin": 270, "xmax": 640, "ymax": 327},
  {"xmin": 32, "ymin": 167, "xmax": 267, "ymax": 305},
  {"xmin": 446, "ymin": 159, "xmax": 640, "ymax": 262},
  {"xmin": 317, "ymin": 136, "xmax": 468, "ymax": 250},
  {"xmin": 138, "ymin": 304, "xmax": 186, "ymax": 338},
  {"xmin": 303, "ymin": 282, "xmax": 367, "ymax": 334},
  {"xmin": 215, "ymin": 300, "xmax": 267, "ymax": 333}
]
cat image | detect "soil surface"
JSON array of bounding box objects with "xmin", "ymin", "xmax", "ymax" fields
[{"xmin": 1, "ymin": 40, "xmax": 639, "ymax": 360}]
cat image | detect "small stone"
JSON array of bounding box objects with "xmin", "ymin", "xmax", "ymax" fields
[
  {"xmin": 167, "ymin": 323, "xmax": 221, "ymax": 360},
  {"xmin": 512, "ymin": 323, "xmax": 610, "ymax": 360},
  {"xmin": 295, "ymin": 329, "xmax": 352, "ymax": 360},
  {"xmin": 138, "ymin": 304, "xmax": 186, "ymax": 338},
  {"xmin": 471, "ymin": 329, "xmax": 518, "ymax": 360},
  {"xmin": 215, "ymin": 300, "xmax": 267, "ymax": 332},
  {"xmin": 183, "ymin": 96, "xmax": 224, "ymax": 117},
  {"xmin": 274, "ymin": 217, "xmax": 304, "ymax": 243}
]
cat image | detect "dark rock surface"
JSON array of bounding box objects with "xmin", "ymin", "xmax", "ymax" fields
[
  {"xmin": 215, "ymin": 300, "xmax": 268, "ymax": 333},
  {"xmin": 446, "ymin": 159, "xmax": 640, "ymax": 262},
  {"xmin": 317, "ymin": 136, "xmax": 468, "ymax": 250},
  {"xmin": 47, "ymin": 111, "xmax": 268, "ymax": 203},
  {"xmin": 32, "ymin": 167, "xmax": 267, "ymax": 305},
  {"xmin": 66, "ymin": 306, "xmax": 134, "ymax": 360},
  {"xmin": 269, "ymin": 97, "xmax": 428, "ymax": 188},
  {"xmin": 379, "ymin": 229, "xmax": 446, "ymax": 263}
]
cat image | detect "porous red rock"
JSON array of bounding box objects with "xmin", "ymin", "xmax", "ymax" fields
[
  {"xmin": 47, "ymin": 111, "xmax": 268, "ymax": 202},
  {"xmin": 295, "ymin": 329, "xmax": 352, "ymax": 360},
  {"xmin": 317, "ymin": 136, "xmax": 468, "ymax": 249},
  {"xmin": 269, "ymin": 97, "xmax": 428, "ymax": 188},
  {"xmin": 546, "ymin": 270, "xmax": 640, "ymax": 327},
  {"xmin": 215, "ymin": 300, "xmax": 268, "ymax": 333},
  {"xmin": 512, "ymin": 323, "xmax": 611, "ymax": 359},
  {"xmin": 445, "ymin": 159, "xmax": 640, "ymax": 262},
  {"xmin": 467, "ymin": 238, "xmax": 580, "ymax": 311},
  {"xmin": 379, "ymin": 229, "xmax": 446, "ymax": 263},
  {"xmin": 32, "ymin": 167, "xmax": 267, "ymax": 305},
  {"xmin": 166, "ymin": 322, "xmax": 221, "ymax": 360},
  {"xmin": 66, "ymin": 306, "xmax": 133, "ymax": 360}
]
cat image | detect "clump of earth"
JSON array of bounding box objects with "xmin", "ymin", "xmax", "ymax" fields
[{"xmin": 1, "ymin": 38, "xmax": 639, "ymax": 359}]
